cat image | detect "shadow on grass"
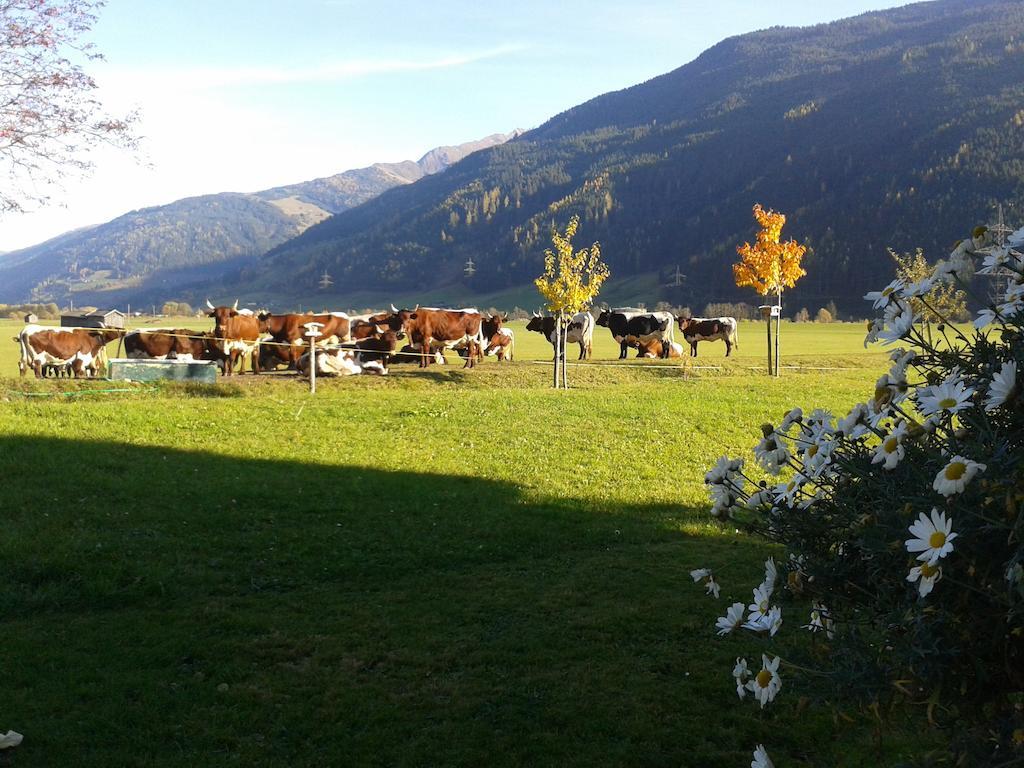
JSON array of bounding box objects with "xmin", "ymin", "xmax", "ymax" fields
[{"xmin": 0, "ymin": 436, "xmax": 787, "ymax": 768}]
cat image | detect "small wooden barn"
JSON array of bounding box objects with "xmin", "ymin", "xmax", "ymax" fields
[
  {"xmin": 60, "ymin": 309, "xmax": 126, "ymax": 329},
  {"xmin": 23, "ymin": 313, "xmax": 38, "ymax": 324}
]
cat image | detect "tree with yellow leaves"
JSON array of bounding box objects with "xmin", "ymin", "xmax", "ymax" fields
[
  {"xmin": 535, "ymin": 215, "xmax": 610, "ymax": 388},
  {"xmin": 734, "ymin": 204, "xmax": 807, "ymax": 375}
]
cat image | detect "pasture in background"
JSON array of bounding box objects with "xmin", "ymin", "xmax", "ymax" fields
[{"xmin": 1, "ymin": 316, "xmax": 887, "ymax": 384}]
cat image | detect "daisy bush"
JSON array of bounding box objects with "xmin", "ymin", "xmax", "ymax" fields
[{"xmin": 696, "ymin": 224, "xmax": 1024, "ymax": 764}]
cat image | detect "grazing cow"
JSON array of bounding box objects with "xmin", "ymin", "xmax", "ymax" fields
[
  {"xmin": 676, "ymin": 316, "xmax": 740, "ymax": 357},
  {"xmin": 205, "ymin": 300, "xmax": 263, "ymax": 375},
  {"xmin": 377, "ymin": 306, "xmax": 483, "ymax": 368},
  {"xmin": 633, "ymin": 338, "xmax": 684, "ymax": 358},
  {"xmin": 525, "ymin": 311, "xmax": 595, "ymax": 360},
  {"xmin": 16, "ymin": 325, "xmax": 122, "ymax": 378},
  {"xmin": 595, "ymin": 310, "xmax": 673, "ymax": 359},
  {"xmin": 125, "ymin": 328, "xmax": 209, "ymax": 361}
]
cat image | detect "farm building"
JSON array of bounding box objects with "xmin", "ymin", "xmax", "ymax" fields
[
  {"xmin": 23, "ymin": 313, "xmax": 37, "ymax": 323},
  {"xmin": 60, "ymin": 309, "xmax": 126, "ymax": 329}
]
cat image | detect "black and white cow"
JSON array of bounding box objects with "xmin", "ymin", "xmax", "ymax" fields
[
  {"xmin": 595, "ymin": 310, "xmax": 674, "ymax": 359},
  {"xmin": 525, "ymin": 311, "xmax": 595, "ymax": 360}
]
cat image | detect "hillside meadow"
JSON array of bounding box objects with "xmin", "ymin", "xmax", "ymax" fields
[{"xmin": 0, "ymin": 318, "xmax": 941, "ymax": 766}]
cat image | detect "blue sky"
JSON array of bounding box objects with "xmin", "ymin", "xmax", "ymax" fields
[{"xmin": 2, "ymin": 0, "xmax": 916, "ymax": 250}]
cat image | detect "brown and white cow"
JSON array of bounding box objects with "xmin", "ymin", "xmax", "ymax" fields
[
  {"xmin": 205, "ymin": 300, "xmax": 263, "ymax": 375},
  {"xmin": 633, "ymin": 338, "xmax": 684, "ymax": 358},
  {"xmin": 676, "ymin": 316, "xmax": 739, "ymax": 357},
  {"xmin": 479, "ymin": 314, "xmax": 513, "ymax": 362},
  {"xmin": 125, "ymin": 328, "xmax": 209, "ymax": 361},
  {"xmin": 378, "ymin": 306, "xmax": 483, "ymax": 368},
  {"xmin": 16, "ymin": 325, "xmax": 122, "ymax": 378},
  {"xmin": 258, "ymin": 311, "xmax": 352, "ymax": 349}
]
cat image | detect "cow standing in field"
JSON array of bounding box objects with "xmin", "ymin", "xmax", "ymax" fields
[
  {"xmin": 676, "ymin": 316, "xmax": 739, "ymax": 357},
  {"xmin": 525, "ymin": 311, "xmax": 595, "ymax": 360},
  {"xmin": 596, "ymin": 309, "xmax": 674, "ymax": 359},
  {"xmin": 16, "ymin": 325, "xmax": 122, "ymax": 378},
  {"xmin": 206, "ymin": 300, "xmax": 262, "ymax": 375},
  {"xmin": 378, "ymin": 306, "xmax": 483, "ymax": 368},
  {"xmin": 255, "ymin": 310, "xmax": 352, "ymax": 371}
]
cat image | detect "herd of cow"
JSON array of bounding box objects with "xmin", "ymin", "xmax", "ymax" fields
[{"xmin": 14, "ymin": 301, "xmax": 740, "ymax": 379}]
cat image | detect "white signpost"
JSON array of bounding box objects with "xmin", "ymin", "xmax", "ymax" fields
[{"xmin": 304, "ymin": 321, "xmax": 324, "ymax": 394}]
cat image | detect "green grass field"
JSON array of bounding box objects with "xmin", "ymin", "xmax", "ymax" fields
[{"xmin": 0, "ymin": 319, "xmax": 936, "ymax": 766}]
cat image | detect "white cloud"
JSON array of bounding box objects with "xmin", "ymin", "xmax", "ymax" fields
[{"xmin": 102, "ymin": 44, "xmax": 527, "ymax": 92}]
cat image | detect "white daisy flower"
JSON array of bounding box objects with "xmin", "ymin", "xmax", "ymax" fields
[
  {"xmin": 705, "ymin": 456, "xmax": 743, "ymax": 484},
  {"xmin": 878, "ymin": 304, "xmax": 916, "ymax": 345},
  {"xmin": 1006, "ymin": 563, "xmax": 1023, "ymax": 586},
  {"xmin": 751, "ymin": 744, "xmax": 774, "ymax": 768},
  {"xmin": 975, "ymin": 306, "xmax": 999, "ymax": 329},
  {"xmin": 864, "ymin": 317, "xmax": 885, "ymax": 347},
  {"xmin": 803, "ymin": 434, "xmax": 838, "ymax": 479},
  {"xmin": 747, "ymin": 584, "xmax": 772, "ymax": 621},
  {"xmin": 745, "ymin": 654, "xmax": 782, "ymax": 709},
  {"xmin": 765, "ymin": 605, "xmax": 783, "ymax": 637},
  {"xmin": 763, "ymin": 557, "xmax": 778, "ymax": 592},
  {"xmin": 871, "ymin": 421, "xmax": 908, "ymax": 470},
  {"xmin": 0, "ymin": 731, "xmax": 23, "ymax": 750},
  {"xmin": 805, "ymin": 408, "xmax": 834, "ymax": 432},
  {"xmin": 932, "ymin": 456, "xmax": 986, "ymax": 496},
  {"xmin": 976, "ymin": 244, "xmax": 1014, "ymax": 275},
  {"xmin": 1008, "ymin": 225, "xmax": 1024, "ymax": 248},
  {"xmin": 733, "ymin": 657, "xmax": 749, "ymax": 700},
  {"xmin": 864, "ymin": 279, "xmax": 904, "ymax": 309},
  {"xmin": 705, "ymin": 576, "xmax": 721, "ymax": 599},
  {"xmin": 916, "ymin": 377, "xmax": 975, "ymax": 416},
  {"xmin": 837, "ymin": 403, "xmax": 871, "ymax": 439},
  {"xmin": 746, "ymin": 489, "xmax": 775, "ymax": 509},
  {"xmin": 773, "ymin": 476, "xmax": 804, "ymax": 507},
  {"xmin": 689, "ymin": 568, "xmax": 710, "ymax": 582},
  {"xmin": 779, "ymin": 407, "xmax": 803, "ymax": 433},
  {"xmin": 903, "ymin": 276, "xmax": 935, "ymax": 297},
  {"xmin": 803, "ymin": 601, "xmax": 835, "ymax": 638},
  {"xmin": 985, "ymin": 360, "xmax": 1018, "ymax": 412},
  {"xmin": 907, "ymin": 561, "xmax": 942, "ymax": 597},
  {"xmin": 754, "ymin": 435, "xmax": 789, "ymax": 475},
  {"xmin": 906, "ymin": 508, "xmax": 958, "ymax": 564},
  {"xmin": 716, "ymin": 602, "xmax": 746, "ymax": 636}
]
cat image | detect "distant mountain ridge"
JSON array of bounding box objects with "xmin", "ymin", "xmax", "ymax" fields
[
  {"xmin": 229, "ymin": 0, "xmax": 1024, "ymax": 312},
  {"xmin": 0, "ymin": 132, "xmax": 516, "ymax": 304}
]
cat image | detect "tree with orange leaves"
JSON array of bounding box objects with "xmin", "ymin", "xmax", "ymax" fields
[
  {"xmin": 734, "ymin": 204, "xmax": 807, "ymax": 295},
  {"xmin": 734, "ymin": 204, "xmax": 807, "ymax": 375}
]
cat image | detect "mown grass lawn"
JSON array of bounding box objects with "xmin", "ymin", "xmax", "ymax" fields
[{"xmin": 0, "ymin": 320, "xmax": 939, "ymax": 766}]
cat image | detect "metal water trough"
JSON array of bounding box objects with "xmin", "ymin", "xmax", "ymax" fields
[{"xmin": 108, "ymin": 358, "xmax": 218, "ymax": 383}]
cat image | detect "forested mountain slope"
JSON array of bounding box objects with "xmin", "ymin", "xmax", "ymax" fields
[{"xmin": 242, "ymin": 0, "xmax": 1024, "ymax": 312}]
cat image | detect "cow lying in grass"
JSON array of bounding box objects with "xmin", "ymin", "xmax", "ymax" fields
[{"xmin": 632, "ymin": 338, "xmax": 684, "ymax": 358}]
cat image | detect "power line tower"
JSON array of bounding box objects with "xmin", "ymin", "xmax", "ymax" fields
[
  {"xmin": 318, "ymin": 270, "xmax": 333, "ymax": 290},
  {"xmin": 464, "ymin": 258, "xmax": 476, "ymax": 278},
  {"xmin": 663, "ymin": 264, "xmax": 686, "ymax": 288},
  {"xmin": 984, "ymin": 204, "xmax": 1015, "ymax": 305}
]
